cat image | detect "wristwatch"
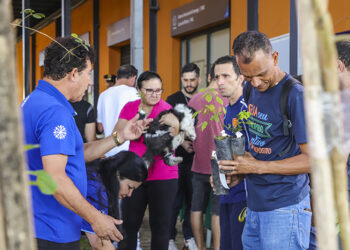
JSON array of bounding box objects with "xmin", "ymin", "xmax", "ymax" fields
[{"xmin": 112, "ymin": 131, "xmax": 124, "ymax": 146}]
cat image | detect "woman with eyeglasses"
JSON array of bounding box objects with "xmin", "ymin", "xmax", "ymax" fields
[{"xmin": 115, "ymin": 71, "xmax": 179, "ymax": 250}]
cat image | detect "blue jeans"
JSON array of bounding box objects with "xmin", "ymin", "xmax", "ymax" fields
[
  {"xmin": 308, "ymin": 226, "xmax": 317, "ymax": 250},
  {"xmin": 242, "ymin": 195, "xmax": 312, "ymax": 250}
]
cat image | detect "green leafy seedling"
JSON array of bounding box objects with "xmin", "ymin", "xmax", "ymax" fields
[{"xmin": 224, "ymin": 110, "xmax": 254, "ymax": 134}]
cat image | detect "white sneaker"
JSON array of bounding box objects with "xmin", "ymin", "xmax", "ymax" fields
[
  {"xmin": 136, "ymin": 232, "xmax": 142, "ymax": 250},
  {"xmin": 184, "ymin": 237, "xmax": 198, "ymax": 250},
  {"xmin": 168, "ymin": 239, "xmax": 178, "ymax": 250}
]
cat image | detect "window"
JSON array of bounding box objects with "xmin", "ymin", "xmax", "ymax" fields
[
  {"xmin": 120, "ymin": 44, "xmax": 131, "ymax": 65},
  {"xmin": 181, "ymin": 25, "xmax": 230, "ymax": 90}
]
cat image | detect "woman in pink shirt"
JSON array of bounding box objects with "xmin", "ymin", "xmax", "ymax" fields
[{"xmin": 116, "ymin": 71, "xmax": 178, "ymax": 250}]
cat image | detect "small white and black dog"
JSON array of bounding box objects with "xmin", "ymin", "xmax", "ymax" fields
[{"xmin": 143, "ymin": 104, "xmax": 197, "ymax": 168}]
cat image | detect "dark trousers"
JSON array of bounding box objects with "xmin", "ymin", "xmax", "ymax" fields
[
  {"xmin": 219, "ymin": 201, "xmax": 246, "ymax": 250},
  {"xmin": 36, "ymin": 238, "xmax": 80, "ymax": 250},
  {"xmin": 119, "ymin": 179, "xmax": 178, "ymax": 250},
  {"xmin": 169, "ymin": 163, "xmax": 194, "ymax": 240}
]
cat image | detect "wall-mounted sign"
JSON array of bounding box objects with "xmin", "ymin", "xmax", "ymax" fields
[
  {"xmin": 171, "ymin": 0, "xmax": 229, "ymax": 37},
  {"xmin": 107, "ymin": 16, "xmax": 130, "ymax": 47}
]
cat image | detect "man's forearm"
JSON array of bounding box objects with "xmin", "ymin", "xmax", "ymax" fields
[
  {"xmin": 83, "ymin": 136, "xmax": 116, "ymax": 162},
  {"xmin": 53, "ymin": 174, "xmax": 101, "ymax": 225},
  {"xmin": 258, "ymin": 153, "xmax": 311, "ymax": 175}
]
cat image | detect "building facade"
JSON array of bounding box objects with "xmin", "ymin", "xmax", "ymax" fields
[{"xmin": 15, "ymin": 0, "xmax": 350, "ymax": 104}]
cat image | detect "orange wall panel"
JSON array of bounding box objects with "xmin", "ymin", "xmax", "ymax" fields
[
  {"xmin": 99, "ymin": 0, "xmax": 131, "ymax": 91},
  {"xmin": 329, "ymin": 0, "xmax": 350, "ymax": 33},
  {"xmin": 71, "ymin": 0, "xmax": 93, "ymax": 40},
  {"xmin": 259, "ymin": 0, "xmax": 289, "ymax": 37},
  {"xmin": 157, "ymin": 0, "xmax": 193, "ymax": 99},
  {"xmin": 108, "ymin": 46, "xmax": 121, "ymax": 74},
  {"xmin": 16, "ymin": 41, "xmax": 23, "ymax": 102},
  {"xmin": 35, "ymin": 22, "xmax": 56, "ymax": 86},
  {"xmin": 230, "ymin": 0, "xmax": 247, "ymax": 55}
]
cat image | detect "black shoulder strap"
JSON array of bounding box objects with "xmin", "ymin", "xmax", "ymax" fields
[
  {"xmin": 280, "ymin": 78, "xmax": 297, "ymax": 136},
  {"xmin": 244, "ymin": 82, "xmax": 253, "ymax": 104},
  {"xmin": 278, "ymin": 76, "xmax": 299, "ymax": 157}
]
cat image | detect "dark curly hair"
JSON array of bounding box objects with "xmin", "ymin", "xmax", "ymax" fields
[
  {"xmin": 181, "ymin": 63, "xmax": 200, "ymax": 77},
  {"xmin": 43, "ymin": 36, "xmax": 95, "ymax": 80},
  {"xmin": 336, "ymin": 40, "xmax": 350, "ymax": 71},
  {"xmin": 232, "ymin": 31, "xmax": 272, "ymax": 64},
  {"xmin": 136, "ymin": 71, "xmax": 162, "ymax": 89}
]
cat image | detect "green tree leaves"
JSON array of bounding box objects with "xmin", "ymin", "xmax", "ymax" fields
[
  {"xmin": 26, "ymin": 145, "xmax": 57, "ymax": 195},
  {"xmin": 28, "ymin": 170, "xmax": 57, "ymax": 195},
  {"xmin": 21, "ymin": 9, "xmax": 45, "ymax": 19}
]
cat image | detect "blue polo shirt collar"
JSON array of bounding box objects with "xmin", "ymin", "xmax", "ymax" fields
[{"xmin": 36, "ymin": 79, "xmax": 77, "ymax": 116}]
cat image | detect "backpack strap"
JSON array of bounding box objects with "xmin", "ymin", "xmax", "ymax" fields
[
  {"xmin": 278, "ymin": 77, "xmax": 299, "ymax": 157},
  {"xmin": 244, "ymin": 82, "xmax": 252, "ymax": 104},
  {"xmin": 280, "ymin": 78, "xmax": 296, "ymax": 136}
]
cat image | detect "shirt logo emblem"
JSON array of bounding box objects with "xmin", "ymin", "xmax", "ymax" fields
[{"xmin": 53, "ymin": 125, "xmax": 67, "ymax": 140}]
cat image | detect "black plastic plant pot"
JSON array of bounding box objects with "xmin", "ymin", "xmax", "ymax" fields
[
  {"xmin": 214, "ymin": 136, "xmax": 233, "ymax": 174},
  {"xmin": 231, "ymin": 137, "xmax": 245, "ymax": 156},
  {"xmin": 210, "ymin": 157, "xmax": 229, "ymax": 195}
]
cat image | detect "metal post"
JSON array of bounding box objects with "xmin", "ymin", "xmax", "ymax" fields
[
  {"xmin": 289, "ymin": 0, "xmax": 298, "ymax": 76},
  {"xmin": 31, "ymin": 34, "xmax": 36, "ymax": 91},
  {"xmin": 56, "ymin": 17, "xmax": 62, "ymax": 37},
  {"xmin": 93, "ymin": 0, "xmax": 100, "ymax": 109},
  {"xmin": 247, "ymin": 0, "xmax": 258, "ymax": 31},
  {"xmin": 61, "ymin": 0, "xmax": 71, "ymax": 37},
  {"xmin": 149, "ymin": 0, "xmax": 158, "ymax": 72},
  {"xmin": 22, "ymin": 0, "xmax": 30, "ymax": 97},
  {"xmin": 131, "ymin": 0, "xmax": 144, "ymax": 74}
]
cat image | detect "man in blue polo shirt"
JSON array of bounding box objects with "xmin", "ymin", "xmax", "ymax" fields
[
  {"xmin": 220, "ymin": 31, "xmax": 311, "ymax": 249},
  {"xmin": 22, "ymin": 36, "xmax": 149, "ymax": 250},
  {"xmin": 214, "ymin": 55, "xmax": 248, "ymax": 250}
]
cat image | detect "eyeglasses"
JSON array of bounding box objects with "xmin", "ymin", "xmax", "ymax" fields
[{"xmin": 142, "ymin": 88, "xmax": 163, "ymax": 95}]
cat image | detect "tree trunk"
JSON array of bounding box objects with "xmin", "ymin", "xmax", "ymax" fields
[
  {"xmin": 297, "ymin": 0, "xmax": 338, "ymax": 249},
  {"xmin": 0, "ymin": 0, "xmax": 36, "ymax": 249},
  {"xmin": 298, "ymin": 0, "xmax": 350, "ymax": 249},
  {"xmin": 312, "ymin": 0, "xmax": 350, "ymax": 249}
]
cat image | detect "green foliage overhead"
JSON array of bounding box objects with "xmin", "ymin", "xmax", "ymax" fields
[
  {"xmin": 21, "ymin": 9, "xmax": 45, "ymax": 19},
  {"xmin": 32, "ymin": 13, "xmax": 45, "ymax": 19}
]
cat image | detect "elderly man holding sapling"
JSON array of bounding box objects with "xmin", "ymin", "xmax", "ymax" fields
[{"xmin": 219, "ymin": 31, "xmax": 311, "ymax": 250}]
